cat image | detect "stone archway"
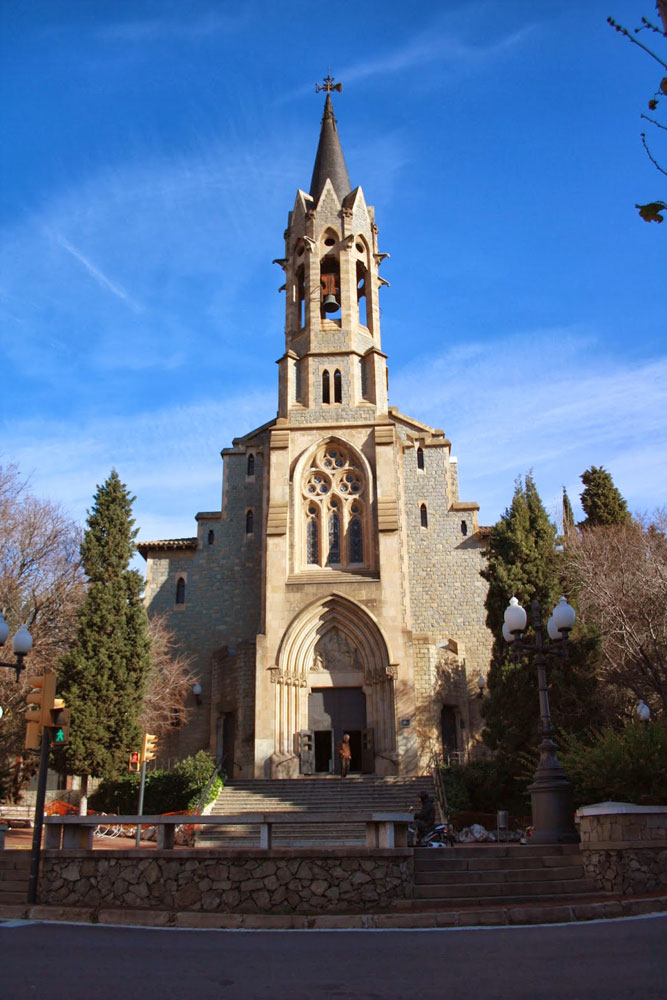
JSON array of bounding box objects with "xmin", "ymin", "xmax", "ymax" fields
[{"xmin": 270, "ymin": 594, "xmax": 398, "ymax": 774}]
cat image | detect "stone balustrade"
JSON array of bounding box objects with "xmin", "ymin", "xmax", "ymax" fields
[{"xmin": 576, "ymin": 801, "xmax": 667, "ymax": 894}]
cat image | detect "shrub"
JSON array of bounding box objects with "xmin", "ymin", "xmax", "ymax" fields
[
  {"xmin": 560, "ymin": 723, "xmax": 667, "ymax": 808},
  {"xmin": 442, "ymin": 755, "xmax": 531, "ymax": 819},
  {"xmin": 89, "ymin": 751, "xmax": 222, "ymax": 815}
]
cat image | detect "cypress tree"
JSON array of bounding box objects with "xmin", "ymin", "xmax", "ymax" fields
[
  {"xmin": 481, "ymin": 475, "xmax": 599, "ymax": 758},
  {"xmin": 562, "ymin": 487, "xmax": 575, "ymax": 537},
  {"xmin": 580, "ymin": 466, "xmax": 630, "ymax": 528},
  {"xmin": 58, "ymin": 471, "xmax": 151, "ymax": 790}
]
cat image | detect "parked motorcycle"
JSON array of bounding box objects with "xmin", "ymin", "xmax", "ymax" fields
[{"xmin": 408, "ymin": 821, "xmax": 456, "ymax": 848}]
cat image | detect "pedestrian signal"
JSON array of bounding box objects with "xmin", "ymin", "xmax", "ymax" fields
[
  {"xmin": 49, "ymin": 700, "xmax": 71, "ymax": 744},
  {"xmin": 128, "ymin": 751, "xmax": 141, "ymax": 773}
]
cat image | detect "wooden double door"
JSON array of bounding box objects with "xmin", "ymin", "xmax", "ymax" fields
[{"xmin": 300, "ymin": 687, "xmax": 374, "ymax": 774}]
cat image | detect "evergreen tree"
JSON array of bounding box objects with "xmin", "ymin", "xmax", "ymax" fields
[
  {"xmin": 481, "ymin": 475, "xmax": 600, "ymax": 758},
  {"xmin": 562, "ymin": 487, "xmax": 575, "ymax": 537},
  {"xmin": 579, "ymin": 466, "xmax": 630, "ymax": 528},
  {"xmin": 58, "ymin": 471, "xmax": 151, "ymax": 789}
]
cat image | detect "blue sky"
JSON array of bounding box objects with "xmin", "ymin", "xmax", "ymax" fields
[{"xmin": 2, "ymin": 0, "xmax": 665, "ymax": 556}]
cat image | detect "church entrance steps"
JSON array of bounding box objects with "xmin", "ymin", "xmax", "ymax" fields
[
  {"xmin": 413, "ymin": 844, "xmax": 600, "ymax": 908},
  {"xmin": 197, "ymin": 776, "xmax": 433, "ymax": 847}
]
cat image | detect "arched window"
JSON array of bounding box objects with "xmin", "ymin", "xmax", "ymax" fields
[
  {"xmin": 301, "ymin": 444, "xmax": 368, "ymax": 571},
  {"xmin": 306, "ymin": 508, "xmax": 319, "ymax": 564},
  {"xmin": 357, "ymin": 260, "xmax": 368, "ymax": 328},
  {"xmin": 322, "ymin": 370, "xmax": 330, "ymax": 404},
  {"xmin": 420, "ymin": 504, "xmax": 428, "ymax": 529},
  {"xmin": 461, "ymin": 519, "xmax": 468, "ymax": 536},
  {"xmin": 296, "ymin": 263, "xmax": 306, "ymax": 328},
  {"xmin": 245, "ymin": 510, "xmax": 254, "ymax": 535},
  {"xmin": 247, "ymin": 453, "xmax": 255, "ymax": 477},
  {"xmin": 176, "ymin": 577, "xmax": 186, "ymax": 605},
  {"xmin": 334, "ymin": 369, "xmax": 342, "ymax": 404},
  {"xmin": 417, "ymin": 447, "xmax": 424, "ymax": 471},
  {"xmin": 207, "ymin": 529, "xmax": 215, "ymax": 545}
]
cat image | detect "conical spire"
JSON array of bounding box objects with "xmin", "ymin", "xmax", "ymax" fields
[{"xmin": 309, "ymin": 93, "xmax": 351, "ymax": 204}]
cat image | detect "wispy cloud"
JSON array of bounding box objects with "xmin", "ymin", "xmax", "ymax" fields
[
  {"xmin": 51, "ymin": 231, "xmax": 143, "ymax": 312},
  {"xmin": 95, "ymin": 10, "xmax": 249, "ymax": 44},
  {"xmin": 340, "ymin": 24, "xmax": 534, "ymax": 86},
  {"xmin": 391, "ymin": 328, "xmax": 667, "ymax": 524}
]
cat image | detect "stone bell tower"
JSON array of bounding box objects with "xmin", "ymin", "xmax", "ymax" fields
[{"xmin": 275, "ymin": 86, "xmax": 390, "ymax": 420}]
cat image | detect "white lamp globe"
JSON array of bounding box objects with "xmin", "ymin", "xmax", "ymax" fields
[
  {"xmin": 0, "ymin": 612, "xmax": 9, "ymax": 647},
  {"xmin": 502, "ymin": 622, "xmax": 516, "ymax": 644},
  {"xmin": 552, "ymin": 597, "xmax": 576, "ymax": 635},
  {"xmin": 547, "ymin": 616, "xmax": 562, "ymax": 642},
  {"xmin": 12, "ymin": 624, "xmax": 33, "ymax": 655},
  {"xmin": 504, "ymin": 597, "xmax": 527, "ymax": 634}
]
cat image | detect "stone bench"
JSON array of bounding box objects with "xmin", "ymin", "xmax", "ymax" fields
[{"xmin": 44, "ymin": 811, "xmax": 413, "ymax": 851}]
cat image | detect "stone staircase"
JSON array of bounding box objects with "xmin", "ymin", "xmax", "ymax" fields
[
  {"xmin": 0, "ymin": 851, "xmax": 30, "ymax": 906},
  {"xmin": 196, "ymin": 776, "xmax": 432, "ymax": 848},
  {"xmin": 414, "ymin": 843, "xmax": 599, "ymax": 907}
]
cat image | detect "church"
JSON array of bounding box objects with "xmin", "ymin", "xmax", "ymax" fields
[{"xmin": 138, "ymin": 82, "xmax": 493, "ymax": 780}]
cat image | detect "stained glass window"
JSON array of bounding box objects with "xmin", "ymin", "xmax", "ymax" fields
[
  {"xmin": 307, "ymin": 515, "xmax": 319, "ymax": 564},
  {"xmin": 349, "ymin": 517, "xmax": 363, "ymax": 563},
  {"xmin": 327, "ymin": 511, "xmax": 340, "ymax": 564}
]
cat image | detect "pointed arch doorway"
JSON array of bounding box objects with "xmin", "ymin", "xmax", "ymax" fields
[{"xmin": 273, "ymin": 594, "xmax": 398, "ymax": 776}]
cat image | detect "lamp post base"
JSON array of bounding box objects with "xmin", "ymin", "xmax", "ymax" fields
[{"xmin": 528, "ymin": 739, "xmax": 579, "ymax": 845}]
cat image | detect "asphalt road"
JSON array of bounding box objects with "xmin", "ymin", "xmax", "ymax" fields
[{"xmin": 1, "ymin": 913, "xmax": 666, "ymax": 1000}]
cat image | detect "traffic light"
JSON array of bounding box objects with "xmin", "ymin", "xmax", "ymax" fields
[
  {"xmin": 48, "ymin": 699, "xmax": 71, "ymax": 745},
  {"xmin": 128, "ymin": 751, "xmax": 141, "ymax": 773},
  {"xmin": 25, "ymin": 673, "xmax": 56, "ymax": 750},
  {"xmin": 142, "ymin": 733, "xmax": 158, "ymax": 762}
]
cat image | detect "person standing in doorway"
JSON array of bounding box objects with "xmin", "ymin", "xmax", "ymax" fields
[{"xmin": 337, "ymin": 732, "xmax": 351, "ymax": 778}]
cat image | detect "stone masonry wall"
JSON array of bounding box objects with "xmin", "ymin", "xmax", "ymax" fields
[
  {"xmin": 579, "ymin": 809, "xmax": 667, "ymax": 894},
  {"xmin": 41, "ymin": 850, "xmax": 413, "ymax": 914},
  {"xmin": 143, "ymin": 436, "xmax": 267, "ymax": 766}
]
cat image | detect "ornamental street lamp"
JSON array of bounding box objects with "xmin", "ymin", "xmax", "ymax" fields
[
  {"xmin": 503, "ymin": 595, "xmax": 579, "ymax": 844},
  {"xmin": 0, "ymin": 612, "xmax": 33, "ymax": 681}
]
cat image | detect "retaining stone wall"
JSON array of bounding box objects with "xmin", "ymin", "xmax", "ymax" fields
[
  {"xmin": 579, "ymin": 809, "xmax": 667, "ymax": 894},
  {"xmin": 40, "ymin": 849, "xmax": 413, "ymax": 915}
]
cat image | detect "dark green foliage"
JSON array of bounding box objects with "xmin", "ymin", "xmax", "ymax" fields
[
  {"xmin": 57, "ymin": 471, "xmax": 151, "ymax": 780},
  {"xmin": 481, "ymin": 474, "xmax": 602, "ymax": 758},
  {"xmin": 579, "ymin": 466, "xmax": 630, "ymax": 528},
  {"xmin": 562, "ymin": 487, "xmax": 575, "ymax": 537},
  {"xmin": 560, "ymin": 723, "xmax": 667, "ymax": 807},
  {"xmin": 442, "ymin": 757, "xmax": 532, "ymax": 817},
  {"xmin": 90, "ymin": 752, "xmax": 222, "ymax": 814}
]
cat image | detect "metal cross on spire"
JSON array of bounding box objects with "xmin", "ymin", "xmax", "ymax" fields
[{"xmin": 315, "ymin": 73, "xmax": 342, "ymax": 93}]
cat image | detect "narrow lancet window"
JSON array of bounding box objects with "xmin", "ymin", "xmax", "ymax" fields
[
  {"xmin": 420, "ymin": 504, "xmax": 428, "ymax": 529},
  {"xmin": 349, "ymin": 516, "xmax": 363, "ymax": 564},
  {"xmin": 247, "ymin": 453, "xmax": 255, "ymax": 477},
  {"xmin": 322, "ymin": 370, "xmax": 330, "ymax": 404},
  {"xmin": 334, "ymin": 369, "xmax": 342, "ymax": 403},
  {"xmin": 327, "ymin": 511, "xmax": 341, "ymax": 564},
  {"xmin": 417, "ymin": 447, "xmax": 424, "ymax": 471},
  {"xmin": 176, "ymin": 577, "xmax": 186, "ymax": 605},
  {"xmin": 306, "ymin": 509, "xmax": 319, "ymax": 564},
  {"xmin": 245, "ymin": 510, "xmax": 254, "ymax": 535},
  {"xmin": 207, "ymin": 530, "xmax": 215, "ymax": 545}
]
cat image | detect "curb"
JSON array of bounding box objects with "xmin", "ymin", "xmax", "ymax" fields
[{"xmin": 1, "ymin": 895, "xmax": 666, "ymax": 930}]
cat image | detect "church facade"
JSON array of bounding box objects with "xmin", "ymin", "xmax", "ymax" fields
[{"xmin": 139, "ymin": 89, "xmax": 493, "ymax": 780}]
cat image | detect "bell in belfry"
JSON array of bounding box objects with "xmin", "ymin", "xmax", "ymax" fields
[{"xmin": 321, "ymin": 272, "xmax": 340, "ymax": 313}]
